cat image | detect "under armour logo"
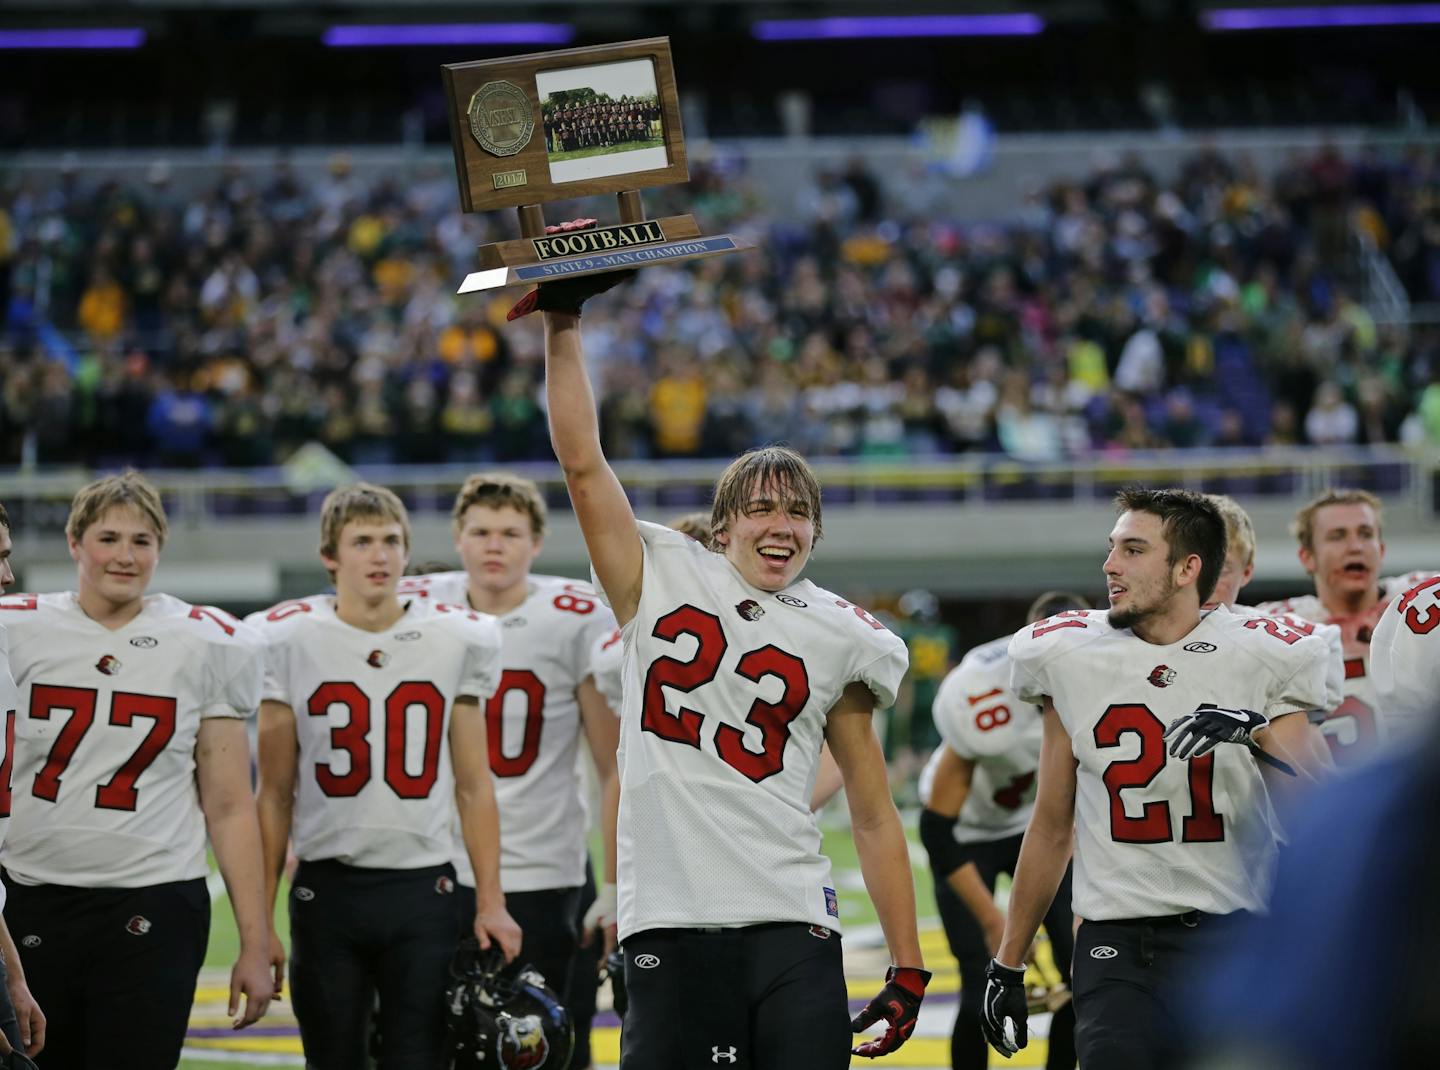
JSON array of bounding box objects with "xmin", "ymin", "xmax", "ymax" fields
[{"xmin": 712, "ymin": 1047, "xmax": 737, "ymax": 1064}]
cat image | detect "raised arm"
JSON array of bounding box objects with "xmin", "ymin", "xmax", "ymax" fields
[{"xmin": 543, "ymin": 312, "xmax": 644, "ymax": 624}]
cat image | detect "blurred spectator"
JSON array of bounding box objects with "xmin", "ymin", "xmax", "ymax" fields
[
  {"xmin": 1304, "ymin": 381, "xmax": 1359, "ymax": 445},
  {"xmin": 0, "ymin": 142, "xmax": 1432, "ymax": 469}
]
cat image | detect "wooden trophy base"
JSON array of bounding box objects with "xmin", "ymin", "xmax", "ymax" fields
[{"xmin": 457, "ymin": 195, "xmax": 750, "ymax": 294}]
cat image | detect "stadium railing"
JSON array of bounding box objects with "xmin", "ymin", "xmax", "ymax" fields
[{"xmin": 0, "ymin": 445, "xmax": 1434, "ymax": 535}]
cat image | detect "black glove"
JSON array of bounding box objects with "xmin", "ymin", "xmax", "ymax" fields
[
  {"xmin": 1164, "ymin": 703, "xmax": 1268, "ymax": 759},
  {"xmin": 850, "ymin": 965, "xmax": 930, "ymax": 1057},
  {"xmin": 2, "ymin": 1051, "xmax": 39, "ymax": 1070},
  {"xmin": 506, "ymin": 219, "xmax": 636, "ymax": 320},
  {"xmin": 602, "ymin": 947, "xmax": 628, "ymax": 1018},
  {"xmin": 981, "ymin": 958, "xmax": 1029, "ymax": 1058}
]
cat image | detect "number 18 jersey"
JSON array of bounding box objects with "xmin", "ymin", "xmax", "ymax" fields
[
  {"xmin": 248, "ymin": 596, "xmax": 501, "ymax": 871},
  {"xmin": 606, "ymin": 522, "xmax": 908, "ymax": 940},
  {"xmin": 926, "ymin": 636, "xmax": 1041, "ymax": 844},
  {"xmin": 1009, "ymin": 606, "xmax": 1335, "ymax": 921}
]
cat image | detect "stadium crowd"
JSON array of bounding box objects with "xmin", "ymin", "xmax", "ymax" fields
[{"xmin": 1, "ymin": 142, "xmax": 1439, "ymax": 469}]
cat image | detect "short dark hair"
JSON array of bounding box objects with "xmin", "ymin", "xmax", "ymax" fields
[
  {"xmin": 1025, "ymin": 590, "xmax": 1089, "ymax": 624},
  {"xmin": 0, "ymin": 501, "xmax": 8, "ymax": 531},
  {"xmin": 1114, "ymin": 487, "xmax": 1226, "ymax": 605}
]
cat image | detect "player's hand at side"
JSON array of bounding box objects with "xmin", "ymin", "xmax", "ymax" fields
[
  {"xmin": 474, "ymin": 902, "xmax": 523, "ymax": 963},
  {"xmin": 580, "ymin": 881, "xmax": 618, "ymax": 957},
  {"xmin": 850, "ymin": 965, "xmax": 931, "ymax": 1057},
  {"xmin": 1164, "ymin": 703, "xmax": 1269, "ymax": 759},
  {"xmin": 981, "ymin": 958, "xmax": 1029, "ymax": 1058},
  {"xmin": 229, "ymin": 944, "xmax": 275, "ymax": 1029},
  {"xmin": 267, "ymin": 926, "xmax": 287, "ymax": 999},
  {"xmin": 4, "ymin": 974, "xmax": 45, "ymax": 1057}
]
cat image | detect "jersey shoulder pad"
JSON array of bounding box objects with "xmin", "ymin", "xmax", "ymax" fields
[
  {"xmin": 802, "ymin": 582, "xmax": 905, "ymax": 648},
  {"xmin": 423, "ymin": 598, "xmax": 503, "ymax": 648},
  {"xmin": 1383, "ymin": 571, "xmax": 1440, "ymax": 601},
  {"xmin": 1254, "ymin": 594, "xmax": 1322, "ymax": 623},
  {"xmin": 934, "ymin": 644, "xmax": 1017, "ymax": 758},
  {"xmin": 638, "ymin": 519, "xmax": 703, "ymax": 554},
  {"xmin": 1007, "ymin": 609, "xmax": 1109, "ymax": 701},
  {"xmin": 1213, "ymin": 607, "xmax": 1337, "ymax": 709},
  {"xmin": 243, "ymin": 595, "xmax": 333, "ymax": 639},
  {"xmin": 803, "ymin": 582, "xmax": 908, "ymax": 706},
  {"xmin": 397, "ymin": 570, "xmax": 468, "ymax": 602},
  {"xmin": 0, "ymin": 591, "xmax": 57, "ymax": 634}
]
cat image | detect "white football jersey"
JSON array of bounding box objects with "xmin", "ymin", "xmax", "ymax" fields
[
  {"xmin": 0, "ymin": 592, "xmax": 263, "ymax": 888},
  {"xmin": 248, "ymin": 595, "xmax": 501, "ymax": 871},
  {"xmin": 604, "ymin": 522, "xmax": 908, "ymax": 940},
  {"xmin": 0, "ymin": 624, "xmax": 19, "ymax": 910},
  {"xmin": 1009, "ymin": 605, "xmax": 1333, "ymax": 921},
  {"xmin": 1231, "ymin": 603, "xmax": 1344, "ymax": 728},
  {"xmin": 1257, "ymin": 572, "xmax": 1432, "ymax": 762},
  {"xmin": 928, "ymin": 636, "xmax": 1041, "ymax": 844},
  {"xmin": 1370, "ymin": 574, "xmax": 1440, "ymax": 745},
  {"xmin": 591, "ymin": 625, "xmax": 624, "ymax": 712},
  {"xmin": 398, "ymin": 571, "xmax": 615, "ymax": 891}
]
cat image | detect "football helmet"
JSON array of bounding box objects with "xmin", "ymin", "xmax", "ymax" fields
[{"xmin": 446, "ymin": 937, "xmax": 574, "ymax": 1069}]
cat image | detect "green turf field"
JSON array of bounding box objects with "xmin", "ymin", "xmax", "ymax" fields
[{"xmin": 546, "ymin": 137, "xmax": 665, "ymax": 163}]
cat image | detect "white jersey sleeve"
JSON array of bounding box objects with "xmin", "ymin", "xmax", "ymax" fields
[
  {"xmin": 1371, "ymin": 574, "xmax": 1440, "ymax": 746},
  {"xmin": 396, "ymin": 570, "xmax": 470, "ymax": 606},
  {"xmin": 0, "ymin": 624, "xmax": 17, "ymax": 909},
  {"xmin": 1, "ymin": 593, "xmax": 265, "ymax": 888},
  {"xmin": 1007, "ymin": 605, "xmax": 1328, "ymax": 921},
  {"xmin": 591, "ymin": 626, "xmax": 625, "ymax": 712},
  {"xmin": 249, "ymin": 596, "xmax": 502, "ymax": 871},
  {"xmin": 614, "ymin": 521, "xmax": 908, "ymax": 939},
  {"xmin": 931, "ymin": 635, "xmax": 1042, "ymax": 843}
]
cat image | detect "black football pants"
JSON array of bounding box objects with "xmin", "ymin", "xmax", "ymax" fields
[
  {"xmin": 933, "ymin": 831, "xmax": 1076, "ymax": 1070},
  {"xmin": 2, "ymin": 875, "xmax": 209, "ymax": 1070},
  {"xmin": 1071, "ymin": 912, "xmax": 1246, "ymax": 1070},
  {"xmin": 620, "ymin": 922, "xmax": 850, "ymax": 1070},
  {"xmin": 288, "ymin": 859, "xmax": 458, "ymax": 1070}
]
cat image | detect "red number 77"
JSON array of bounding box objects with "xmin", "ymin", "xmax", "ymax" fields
[{"xmin": 30, "ymin": 686, "xmax": 178, "ymax": 811}]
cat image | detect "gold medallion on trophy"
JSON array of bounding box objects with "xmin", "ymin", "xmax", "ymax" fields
[{"xmin": 467, "ymin": 81, "xmax": 534, "ymax": 157}]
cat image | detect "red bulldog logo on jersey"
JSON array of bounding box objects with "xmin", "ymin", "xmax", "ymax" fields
[
  {"xmin": 367, "ymin": 650, "xmax": 389, "ymax": 669},
  {"xmin": 735, "ymin": 599, "xmax": 765, "ymax": 621},
  {"xmin": 126, "ymin": 915, "xmax": 152, "ymax": 936},
  {"xmin": 95, "ymin": 654, "xmax": 122, "ymax": 676},
  {"xmin": 1148, "ymin": 665, "xmax": 1177, "ymax": 688}
]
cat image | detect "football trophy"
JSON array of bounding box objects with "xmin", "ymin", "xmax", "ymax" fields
[{"xmin": 441, "ymin": 37, "xmax": 751, "ymax": 293}]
